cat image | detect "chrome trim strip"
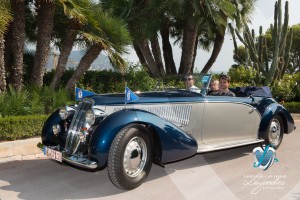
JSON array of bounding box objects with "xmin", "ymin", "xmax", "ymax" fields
[{"xmin": 197, "ymin": 139, "xmax": 264, "ymax": 153}]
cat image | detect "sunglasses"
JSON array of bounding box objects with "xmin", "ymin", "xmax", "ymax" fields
[{"xmin": 184, "ymin": 78, "xmax": 193, "ymax": 81}]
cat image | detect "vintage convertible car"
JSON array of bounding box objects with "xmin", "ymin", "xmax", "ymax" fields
[{"xmin": 41, "ymin": 74, "xmax": 295, "ymax": 190}]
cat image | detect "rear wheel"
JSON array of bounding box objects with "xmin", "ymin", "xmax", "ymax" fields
[
  {"xmin": 107, "ymin": 124, "xmax": 152, "ymax": 190},
  {"xmin": 265, "ymin": 115, "xmax": 284, "ymax": 149}
]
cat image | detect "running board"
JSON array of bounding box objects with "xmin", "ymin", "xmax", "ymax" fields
[{"xmin": 197, "ymin": 139, "xmax": 265, "ymax": 153}]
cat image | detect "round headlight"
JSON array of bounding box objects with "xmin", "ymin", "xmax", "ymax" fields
[
  {"xmin": 85, "ymin": 109, "xmax": 95, "ymax": 125},
  {"xmin": 52, "ymin": 124, "xmax": 61, "ymax": 135},
  {"xmin": 59, "ymin": 107, "xmax": 68, "ymax": 120}
]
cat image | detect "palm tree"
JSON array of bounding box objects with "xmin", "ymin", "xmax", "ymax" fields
[
  {"xmin": 101, "ymin": 0, "xmax": 172, "ymax": 78},
  {"xmin": 160, "ymin": 17, "xmax": 177, "ymax": 75},
  {"xmin": 178, "ymin": 0, "xmax": 199, "ymax": 74},
  {"xmin": 10, "ymin": 0, "xmax": 26, "ymax": 92},
  {"xmin": 150, "ymin": 36, "xmax": 165, "ymax": 76},
  {"xmin": 31, "ymin": 0, "xmax": 56, "ymax": 87},
  {"xmin": 200, "ymin": 0, "xmax": 255, "ymax": 74},
  {"xmin": 50, "ymin": 0, "xmax": 96, "ymax": 89},
  {"xmin": 65, "ymin": 9, "xmax": 131, "ymax": 90},
  {"xmin": 0, "ymin": 0, "xmax": 13, "ymax": 93},
  {"xmin": 173, "ymin": 0, "xmax": 254, "ymax": 74}
]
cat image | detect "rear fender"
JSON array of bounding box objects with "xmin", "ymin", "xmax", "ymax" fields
[
  {"xmin": 258, "ymin": 103, "xmax": 295, "ymax": 139},
  {"xmin": 89, "ymin": 109, "xmax": 198, "ymax": 167}
]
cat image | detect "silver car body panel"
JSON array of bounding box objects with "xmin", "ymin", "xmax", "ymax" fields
[{"xmin": 94, "ymin": 99, "xmax": 263, "ymax": 153}]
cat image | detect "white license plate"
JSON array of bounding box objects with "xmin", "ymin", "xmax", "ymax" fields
[{"xmin": 44, "ymin": 147, "xmax": 62, "ymax": 162}]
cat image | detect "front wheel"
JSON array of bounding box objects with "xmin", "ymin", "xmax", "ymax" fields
[
  {"xmin": 265, "ymin": 115, "xmax": 284, "ymax": 149},
  {"xmin": 107, "ymin": 124, "xmax": 152, "ymax": 190}
]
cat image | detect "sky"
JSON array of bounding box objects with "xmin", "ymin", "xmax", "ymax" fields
[{"xmin": 123, "ymin": 0, "xmax": 300, "ymax": 73}]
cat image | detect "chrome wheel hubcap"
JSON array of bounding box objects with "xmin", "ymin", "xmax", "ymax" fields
[
  {"xmin": 123, "ymin": 136, "xmax": 147, "ymax": 178},
  {"xmin": 269, "ymin": 119, "xmax": 281, "ymax": 146}
]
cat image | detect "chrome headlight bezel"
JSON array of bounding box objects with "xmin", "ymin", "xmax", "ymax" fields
[
  {"xmin": 59, "ymin": 106, "xmax": 75, "ymax": 120},
  {"xmin": 52, "ymin": 124, "xmax": 61, "ymax": 135},
  {"xmin": 59, "ymin": 107, "xmax": 68, "ymax": 120},
  {"xmin": 85, "ymin": 109, "xmax": 95, "ymax": 126}
]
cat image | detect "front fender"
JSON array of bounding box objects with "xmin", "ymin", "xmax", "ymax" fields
[
  {"xmin": 41, "ymin": 109, "xmax": 61, "ymax": 146},
  {"xmin": 89, "ymin": 109, "xmax": 198, "ymax": 167},
  {"xmin": 258, "ymin": 103, "xmax": 295, "ymax": 139}
]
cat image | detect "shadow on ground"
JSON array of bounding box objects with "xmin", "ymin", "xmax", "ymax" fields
[{"xmin": 0, "ymin": 144, "xmax": 256, "ymax": 200}]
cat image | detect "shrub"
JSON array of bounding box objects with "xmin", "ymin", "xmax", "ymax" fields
[
  {"xmin": 271, "ymin": 74, "xmax": 297, "ymax": 102},
  {"xmin": 228, "ymin": 66, "xmax": 257, "ymax": 85},
  {"xmin": 0, "ymin": 115, "xmax": 49, "ymax": 141},
  {"xmin": 282, "ymin": 102, "xmax": 300, "ymax": 113},
  {"xmin": 0, "ymin": 85, "xmax": 31, "ymax": 117},
  {"xmin": 45, "ymin": 63, "xmax": 158, "ymax": 94},
  {"xmin": 0, "ymin": 86, "xmax": 72, "ymax": 117}
]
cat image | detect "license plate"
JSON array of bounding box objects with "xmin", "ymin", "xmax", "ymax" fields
[{"xmin": 44, "ymin": 147, "xmax": 62, "ymax": 162}]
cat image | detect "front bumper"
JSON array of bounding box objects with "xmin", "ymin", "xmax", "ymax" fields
[
  {"xmin": 38, "ymin": 143, "xmax": 97, "ymax": 169},
  {"xmin": 63, "ymin": 154, "xmax": 97, "ymax": 169}
]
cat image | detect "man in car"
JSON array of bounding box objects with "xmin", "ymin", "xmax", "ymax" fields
[
  {"xmin": 184, "ymin": 74, "xmax": 200, "ymax": 93},
  {"xmin": 218, "ymin": 75, "xmax": 235, "ymax": 97}
]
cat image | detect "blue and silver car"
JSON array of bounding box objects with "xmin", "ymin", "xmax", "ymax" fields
[{"xmin": 41, "ymin": 74, "xmax": 295, "ymax": 190}]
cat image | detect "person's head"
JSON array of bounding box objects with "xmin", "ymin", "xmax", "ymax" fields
[
  {"xmin": 210, "ymin": 80, "xmax": 219, "ymax": 92},
  {"xmin": 184, "ymin": 74, "xmax": 195, "ymax": 89},
  {"xmin": 219, "ymin": 75, "xmax": 231, "ymax": 91}
]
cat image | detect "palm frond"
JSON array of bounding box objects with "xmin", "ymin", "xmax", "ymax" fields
[{"xmin": 0, "ymin": 0, "xmax": 13, "ymax": 35}]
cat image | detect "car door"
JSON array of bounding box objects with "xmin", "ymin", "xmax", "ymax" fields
[{"xmin": 201, "ymin": 96, "xmax": 259, "ymax": 144}]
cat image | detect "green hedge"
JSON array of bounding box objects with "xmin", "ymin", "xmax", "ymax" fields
[
  {"xmin": 282, "ymin": 102, "xmax": 300, "ymax": 113},
  {"xmin": 0, "ymin": 115, "xmax": 49, "ymax": 141}
]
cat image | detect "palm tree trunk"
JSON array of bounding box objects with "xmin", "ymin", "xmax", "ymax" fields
[
  {"xmin": 200, "ymin": 33, "xmax": 225, "ymax": 74},
  {"xmin": 137, "ymin": 39, "xmax": 160, "ymax": 77},
  {"xmin": 66, "ymin": 44, "xmax": 103, "ymax": 90},
  {"xmin": 191, "ymin": 35, "xmax": 199, "ymax": 73},
  {"xmin": 133, "ymin": 44, "xmax": 147, "ymax": 66},
  {"xmin": 160, "ymin": 26, "xmax": 176, "ymax": 75},
  {"xmin": 4, "ymin": 24, "xmax": 13, "ymax": 85},
  {"xmin": 178, "ymin": 2, "xmax": 199, "ymax": 74},
  {"xmin": 0, "ymin": 35, "xmax": 6, "ymax": 93},
  {"xmin": 150, "ymin": 36, "xmax": 165, "ymax": 77},
  {"xmin": 31, "ymin": 0, "xmax": 55, "ymax": 87},
  {"xmin": 133, "ymin": 43, "xmax": 153, "ymax": 76},
  {"xmin": 11, "ymin": 0, "xmax": 25, "ymax": 92},
  {"xmin": 50, "ymin": 29, "xmax": 77, "ymax": 89}
]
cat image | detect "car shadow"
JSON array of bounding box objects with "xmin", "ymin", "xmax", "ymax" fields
[
  {"xmin": 146, "ymin": 143, "xmax": 257, "ymax": 178},
  {"xmin": 0, "ymin": 144, "xmax": 257, "ymax": 199},
  {"xmin": 0, "ymin": 158, "xmax": 123, "ymax": 200}
]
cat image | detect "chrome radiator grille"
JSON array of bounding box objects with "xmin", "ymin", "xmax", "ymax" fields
[{"xmin": 65, "ymin": 99, "xmax": 93, "ymax": 154}]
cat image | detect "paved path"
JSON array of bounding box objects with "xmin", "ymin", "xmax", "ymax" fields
[{"xmin": 0, "ymin": 120, "xmax": 299, "ymax": 200}]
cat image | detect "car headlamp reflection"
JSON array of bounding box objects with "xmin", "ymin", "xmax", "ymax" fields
[{"xmin": 85, "ymin": 109, "xmax": 95, "ymax": 126}]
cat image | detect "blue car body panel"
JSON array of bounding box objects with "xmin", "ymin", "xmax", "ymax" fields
[
  {"xmin": 258, "ymin": 103, "xmax": 295, "ymax": 138},
  {"xmin": 89, "ymin": 109, "xmax": 198, "ymax": 167}
]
